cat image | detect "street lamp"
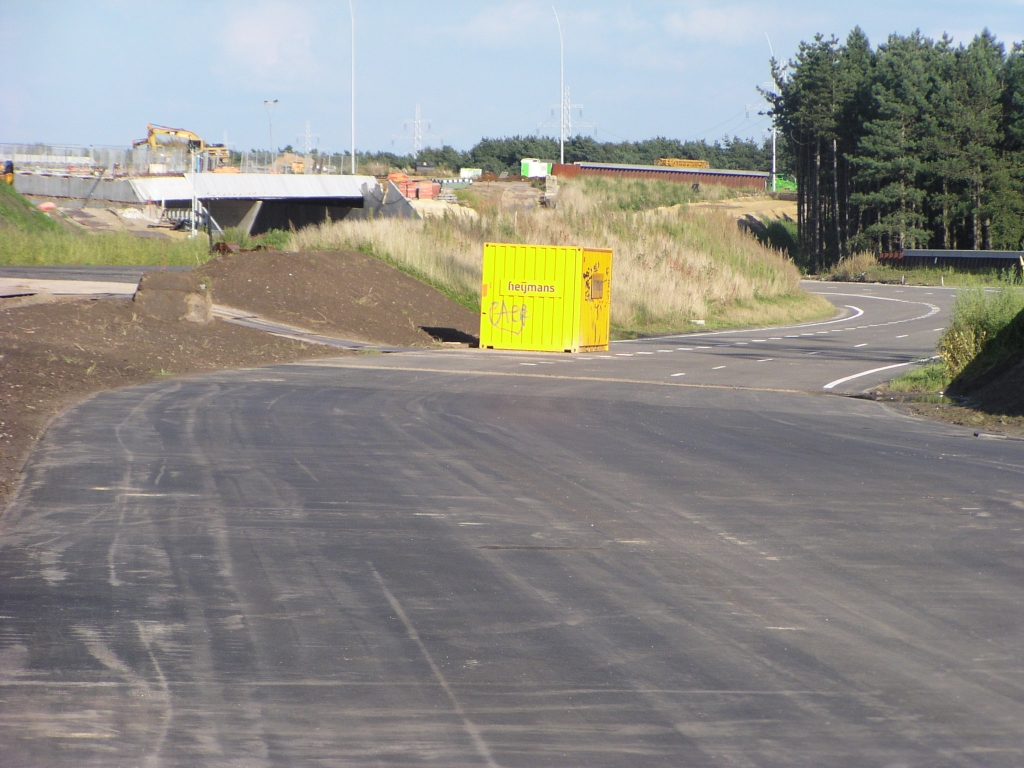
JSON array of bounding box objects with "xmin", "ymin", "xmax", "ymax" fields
[
  {"xmin": 349, "ymin": 0, "xmax": 356, "ymax": 174},
  {"xmin": 264, "ymin": 99, "xmax": 278, "ymax": 172},
  {"xmin": 552, "ymin": 6, "xmax": 564, "ymax": 165}
]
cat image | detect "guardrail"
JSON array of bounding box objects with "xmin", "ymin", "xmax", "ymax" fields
[{"xmin": 880, "ymin": 249, "xmax": 1024, "ymax": 270}]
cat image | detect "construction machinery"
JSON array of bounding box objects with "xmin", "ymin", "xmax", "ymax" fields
[
  {"xmin": 656, "ymin": 157, "xmax": 710, "ymax": 169},
  {"xmin": 133, "ymin": 124, "xmax": 231, "ymax": 161},
  {"xmin": 3, "ymin": 160, "xmax": 13, "ymax": 185}
]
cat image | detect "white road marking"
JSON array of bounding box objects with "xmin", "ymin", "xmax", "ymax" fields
[
  {"xmin": 757, "ymin": 358, "xmax": 773, "ymax": 362},
  {"xmin": 785, "ymin": 335, "xmax": 799, "ymax": 338},
  {"xmin": 769, "ymin": 337, "xmax": 782, "ymax": 340},
  {"xmin": 896, "ymin": 334, "xmax": 908, "ymax": 339},
  {"xmin": 823, "ymin": 360, "xmax": 927, "ymax": 390},
  {"xmin": 371, "ymin": 566, "xmax": 500, "ymax": 768},
  {"xmin": 806, "ymin": 351, "xmax": 821, "ymax": 355},
  {"xmin": 855, "ymin": 343, "xmax": 868, "ymax": 348},
  {"xmin": 649, "ymin": 303, "xmax": 866, "ymax": 342},
  {"xmin": 520, "ymin": 363, "xmax": 537, "ymax": 366},
  {"xmin": 696, "ymin": 346, "xmax": 711, "ymax": 349},
  {"xmin": 671, "ymin": 373, "xmax": 686, "ymax": 377},
  {"xmin": 676, "ymin": 347, "xmax": 693, "ymax": 351},
  {"xmin": 657, "ymin": 349, "xmax": 672, "ymax": 353},
  {"xmin": 615, "ymin": 353, "xmax": 633, "ymax": 357},
  {"xmin": 637, "ymin": 351, "xmax": 654, "ymax": 355},
  {"xmin": 933, "ymin": 328, "xmax": 944, "ymax": 331},
  {"xmin": 712, "ymin": 365, "xmax": 726, "ymax": 370}
]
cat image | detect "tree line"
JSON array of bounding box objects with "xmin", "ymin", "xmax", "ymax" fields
[
  {"xmin": 767, "ymin": 28, "xmax": 1024, "ymax": 270},
  {"xmin": 313, "ymin": 135, "xmax": 778, "ymax": 179}
]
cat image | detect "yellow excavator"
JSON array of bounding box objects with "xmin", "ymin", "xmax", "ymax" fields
[{"xmin": 133, "ymin": 124, "xmax": 231, "ymax": 161}]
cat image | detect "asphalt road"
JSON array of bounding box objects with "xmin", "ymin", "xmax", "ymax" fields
[{"xmin": 4, "ymin": 282, "xmax": 1024, "ymax": 767}]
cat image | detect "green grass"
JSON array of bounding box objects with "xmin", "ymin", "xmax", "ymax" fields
[
  {"xmin": 0, "ymin": 182, "xmax": 63, "ymax": 234},
  {"xmin": 217, "ymin": 227, "xmax": 292, "ymax": 252},
  {"xmin": 577, "ymin": 175, "xmax": 735, "ymax": 212},
  {"xmin": 752, "ymin": 218, "xmax": 800, "ymax": 259},
  {"xmin": 826, "ymin": 252, "xmax": 1022, "ymax": 287},
  {"xmin": 0, "ymin": 228, "xmax": 211, "ymax": 267},
  {"xmin": 0, "ymin": 181, "xmax": 214, "ymax": 266},
  {"xmin": 888, "ymin": 362, "xmax": 951, "ymax": 393}
]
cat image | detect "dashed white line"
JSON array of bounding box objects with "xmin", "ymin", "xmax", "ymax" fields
[
  {"xmin": 854, "ymin": 343, "xmax": 868, "ymax": 348},
  {"xmin": 757, "ymin": 358, "xmax": 773, "ymax": 362},
  {"xmin": 670, "ymin": 373, "xmax": 686, "ymax": 377},
  {"xmin": 676, "ymin": 347, "xmax": 693, "ymax": 351},
  {"xmin": 520, "ymin": 363, "xmax": 537, "ymax": 366},
  {"xmin": 615, "ymin": 353, "xmax": 633, "ymax": 357},
  {"xmin": 712, "ymin": 365, "xmax": 726, "ymax": 370},
  {"xmin": 657, "ymin": 349, "xmax": 672, "ymax": 353}
]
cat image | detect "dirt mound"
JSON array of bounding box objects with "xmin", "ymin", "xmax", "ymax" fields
[{"xmin": 196, "ymin": 250, "xmax": 479, "ymax": 347}]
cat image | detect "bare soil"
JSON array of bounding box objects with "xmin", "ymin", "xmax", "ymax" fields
[
  {"xmin": 0, "ymin": 250, "xmax": 481, "ymax": 509},
  {"xmin": 196, "ymin": 249, "xmax": 479, "ymax": 346}
]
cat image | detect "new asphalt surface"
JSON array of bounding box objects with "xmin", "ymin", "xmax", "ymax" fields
[{"xmin": 3, "ymin": 282, "xmax": 1024, "ymax": 766}]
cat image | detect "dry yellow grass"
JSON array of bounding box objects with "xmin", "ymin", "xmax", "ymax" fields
[{"xmin": 289, "ymin": 178, "xmax": 832, "ymax": 335}]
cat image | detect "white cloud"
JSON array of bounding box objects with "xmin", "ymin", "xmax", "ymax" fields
[
  {"xmin": 215, "ymin": 1, "xmax": 316, "ymax": 87},
  {"xmin": 460, "ymin": 2, "xmax": 549, "ymax": 45},
  {"xmin": 663, "ymin": 2, "xmax": 767, "ymax": 45}
]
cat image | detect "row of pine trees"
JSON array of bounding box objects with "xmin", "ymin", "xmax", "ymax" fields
[{"xmin": 768, "ymin": 28, "xmax": 1024, "ymax": 270}]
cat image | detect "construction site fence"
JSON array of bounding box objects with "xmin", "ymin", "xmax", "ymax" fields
[{"xmin": 0, "ymin": 143, "xmax": 345, "ymax": 177}]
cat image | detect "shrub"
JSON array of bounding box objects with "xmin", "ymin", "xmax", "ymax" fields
[{"xmin": 938, "ymin": 288, "xmax": 1024, "ymax": 378}]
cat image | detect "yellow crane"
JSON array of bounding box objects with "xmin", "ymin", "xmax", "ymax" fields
[{"xmin": 133, "ymin": 124, "xmax": 231, "ymax": 161}]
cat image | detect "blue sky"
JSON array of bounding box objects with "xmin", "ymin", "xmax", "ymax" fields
[{"xmin": 2, "ymin": 1, "xmax": 1023, "ymax": 154}]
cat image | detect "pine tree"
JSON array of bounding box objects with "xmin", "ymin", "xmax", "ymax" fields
[{"xmin": 850, "ymin": 32, "xmax": 936, "ymax": 252}]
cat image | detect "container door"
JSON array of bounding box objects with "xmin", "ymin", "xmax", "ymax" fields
[{"xmin": 579, "ymin": 248, "xmax": 612, "ymax": 351}]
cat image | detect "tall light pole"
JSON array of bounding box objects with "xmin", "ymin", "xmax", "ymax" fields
[
  {"xmin": 765, "ymin": 33, "xmax": 777, "ymax": 192},
  {"xmin": 552, "ymin": 6, "xmax": 564, "ymax": 165},
  {"xmin": 264, "ymin": 99, "xmax": 278, "ymax": 172},
  {"xmin": 349, "ymin": 0, "xmax": 356, "ymax": 174}
]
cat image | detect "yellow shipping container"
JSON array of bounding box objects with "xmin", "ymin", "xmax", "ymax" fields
[{"xmin": 479, "ymin": 242, "xmax": 612, "ymax": 353}]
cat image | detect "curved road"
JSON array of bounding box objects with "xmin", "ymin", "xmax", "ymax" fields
[{"xmin": 3, "ymin": 282, "xmax": 1024, "ymax": 766}]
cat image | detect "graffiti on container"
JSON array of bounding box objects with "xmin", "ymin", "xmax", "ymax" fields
[{"xmin": 488, "ymin": 300, "xmax": 528, "ymax": 335}]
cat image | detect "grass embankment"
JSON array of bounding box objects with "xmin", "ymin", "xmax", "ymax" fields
[
  {"xmin": 827, "ymin": 251, "xmax": 1022, "ymax": 287},
  {"xmin": 289, "ymin": 177, "xmax": 833, "ymax": 337},
  {"xmin": 0, "ymin": 181, "xmax": 210, "ymax": 267},
  {"xmin": 0, "ymin": 229, "xmax": 211, "ymax": 267},
  {"xmin": 0, "ymin": 180, "xmax": 63, "ymax": 234},
  {"xmin": 889, "ymin": 287, "xmax": 1024, "ymax": 410}
]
